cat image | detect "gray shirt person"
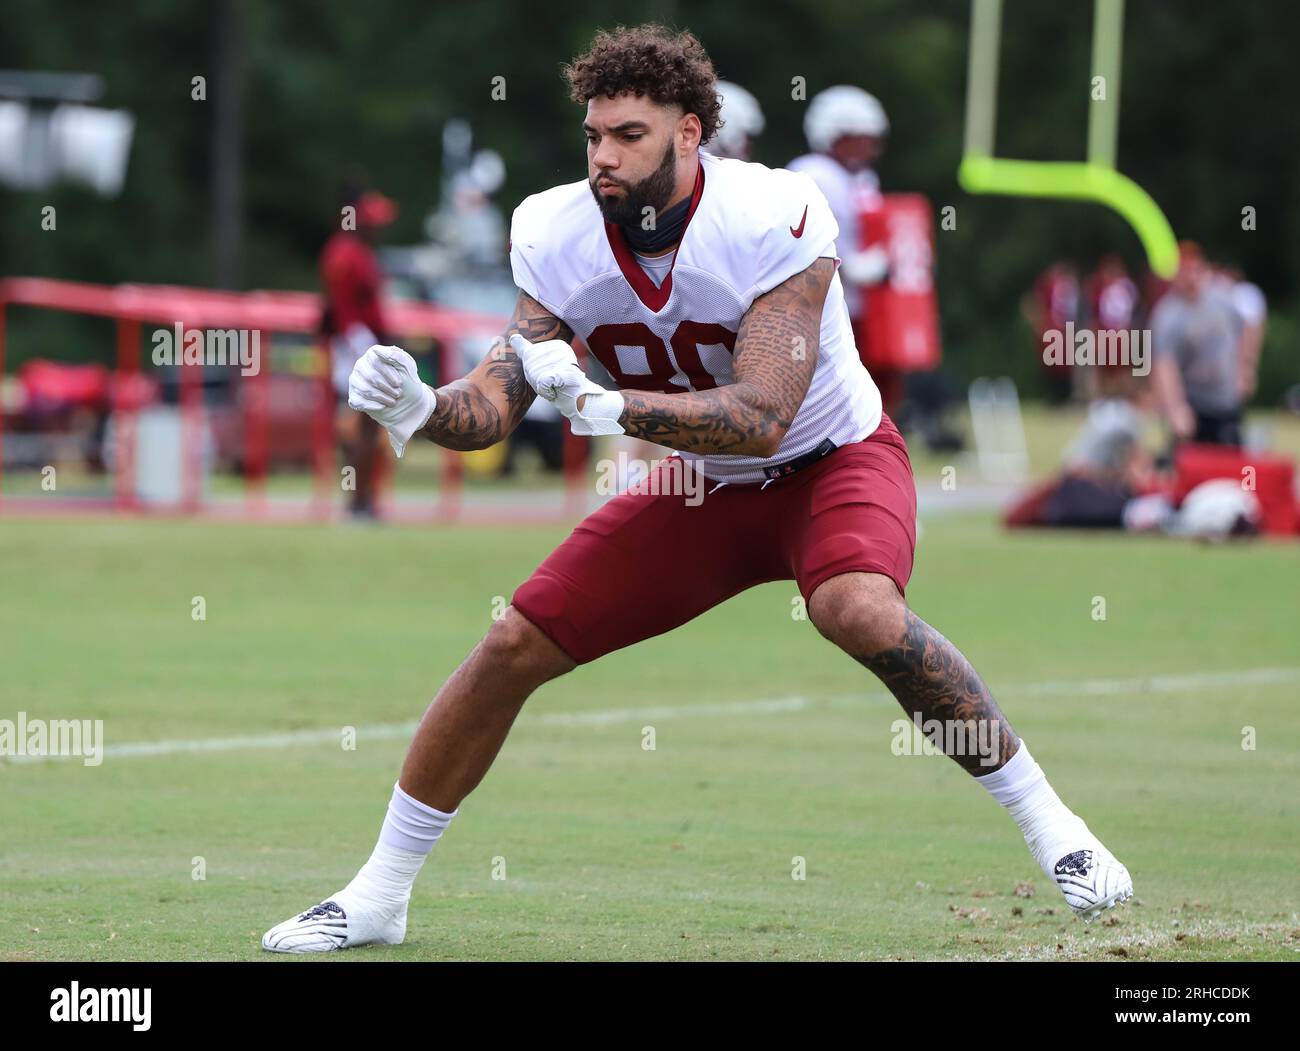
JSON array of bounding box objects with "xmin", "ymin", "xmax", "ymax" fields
[{"xmin": 1150, "ymin": 284, "xmax": 1242, "ymax": 415}]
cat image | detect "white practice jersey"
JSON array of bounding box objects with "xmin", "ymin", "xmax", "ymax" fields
[
  {"xmin": 508, "ymin": 149, "xmax": 882, "ymax": 483},
  {"xmin": 787, "ymin": 152, "xmax": 882, "ymax": 320},
  {"xmin": 786, "ymin": 152, "xmax": 880, "ymax": 261}
]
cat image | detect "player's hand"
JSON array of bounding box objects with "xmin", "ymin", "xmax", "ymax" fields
[
  {"xmin": 507, "ymin": 333, "xmax": 582, "ymax": 401},
  {"xmin": 347, "ymin": 345, "xmax": 437, "ymax": 458},
  {"xmin": 1169, "ymin": 401, "xmax": 1195, "ymax": 441},
  {"xmin": 508, "ymin": 334, "xmax": 625, "ymax": 436}
]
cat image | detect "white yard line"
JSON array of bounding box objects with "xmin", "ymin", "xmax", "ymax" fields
[
  {"xmin": 3, "ymin": 667, "xmax": 1297, "ymax": 765},
  {"xmin": 1010, "ymin": 666, "xmax": 1300, "ymax": 697}
]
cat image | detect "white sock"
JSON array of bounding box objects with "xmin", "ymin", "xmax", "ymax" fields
[
  {"xmin": 379, "ymin": 781, "xmax": 458, "ymax": 854},
  {"xmin": 343, "ymin": 782, "xmax": 457, "ymax": 913},
  {"xmin": 974, "ymin": 741, "xmax": 1078, "ymax": 849}
]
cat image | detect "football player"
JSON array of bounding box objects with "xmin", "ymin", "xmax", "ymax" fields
[
  {"xmin": 263, "ymin": 24, "xmax": 1132, "ymax": 953},
  {"xmin": 789, "ymin": 85, "xmax": 902, "ymax": 412},
  {"xmin": 710, "ymin": 80, "xmax": 765, "ymax": 161}
]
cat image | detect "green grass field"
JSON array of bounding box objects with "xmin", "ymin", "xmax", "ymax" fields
[{"xmin": 1, "ymin": 508, "xmax": 1297, "ymax": 961}]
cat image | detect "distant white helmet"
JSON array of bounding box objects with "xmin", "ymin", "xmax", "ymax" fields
[
  {"xmin": 1174, "ymin": 479, "xmax": 1261, "ymax": 540},
  {"xmin": 467, "ymin": 148, "xmax": 505, "ymax": 195},
  {"xmin": 804, "ymin": 85, "xmax": 889, "ymax": 153},
  {"xmin": 712, "ymin": 80, "xmax": 765, "ymax": 159}
]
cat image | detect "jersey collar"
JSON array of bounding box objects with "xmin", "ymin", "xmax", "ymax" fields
[{"xmin": 603, "ymin": 158, "xmax": 706, "ymax": 313}]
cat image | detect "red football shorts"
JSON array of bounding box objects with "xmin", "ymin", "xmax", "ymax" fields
[{"xmin": 512, "ymin": 413, "xmax": 917, "ymax": 665}]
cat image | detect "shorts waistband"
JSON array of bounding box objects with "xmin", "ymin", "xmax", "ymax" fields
[{"xmin": 761, "ymin": 437, "xmax": 838, "ymax": 480}]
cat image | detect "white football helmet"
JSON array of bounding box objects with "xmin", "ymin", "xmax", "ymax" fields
[
  {"xmin": 1173, "ymin": 479, "xmax": 1261, "ymax": 540},
  {"xmin": 804, "ymin": 85, "xmax": 889, "ymax": 154},
  {"xmin": 712, "ymin": 80, "xmax": 765, "ymax": 159}
]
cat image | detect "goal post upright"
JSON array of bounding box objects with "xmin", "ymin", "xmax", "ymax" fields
[
  {"xmin": 1086, "ymin": 0, "xmax": 1124, "ymax": 171},
  {"xmin": 962, "ymin": 0, "xmax": 1002, "ymax": 160}
]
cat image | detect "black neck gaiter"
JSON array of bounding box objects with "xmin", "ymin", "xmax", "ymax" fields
[{"xmin": 621, "ymin": 192, "xmax": 693, "ymax": 254}]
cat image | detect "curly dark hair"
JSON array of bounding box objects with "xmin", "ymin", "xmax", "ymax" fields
[{"xmin": 562, "ymin": 24, "xmax": 723, "ymax": 145}]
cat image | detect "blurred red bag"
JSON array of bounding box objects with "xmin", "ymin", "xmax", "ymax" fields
[{"xmin": 858, "ymin": 194, "xmax": 942, "ymax": 372}]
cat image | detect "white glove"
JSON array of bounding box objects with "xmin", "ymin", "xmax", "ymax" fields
[
  {"xmin": 347, "ymin": 345, "xmax": 437, "ymax": 458},
  {"xmin": 508, "ymin": 334, "xmax": 625, "ymax": 436},
  {"xmin": 841, "ymin": 245, "xmax": 890, "ymax": 286}
]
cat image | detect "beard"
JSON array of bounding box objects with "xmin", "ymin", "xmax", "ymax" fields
[{"xmin": 589, "ymin": 139, "xmax": 677, "ymax": 227}]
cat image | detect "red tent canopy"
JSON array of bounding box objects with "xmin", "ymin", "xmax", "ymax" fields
[{"xmin": 0, "ymin": 276, "xmax": 505, "ymax": 343}]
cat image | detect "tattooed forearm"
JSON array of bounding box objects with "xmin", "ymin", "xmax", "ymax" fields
[
  {"xmin": 619, "ymin": 257, "xmax": 833, "ymax": 456},
  {"xmin": 858, "ymin": 609, "xmax": 1021, "ymax": 776},
  {"xmin": 417, "ymin": 380, "xmax": 504, "ymax": 452},
  {"xmin": 620, "ymin": 384, "xmax": 776, "ymax": 455},
  {"xmin": 418, "ymin": 290, "xmax": 571, "ymax": 451}
]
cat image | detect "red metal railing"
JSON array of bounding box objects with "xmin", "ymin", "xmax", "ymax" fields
[{"xmin": 0, "ymin": 277, "xmax": 587, "ymax": 523}]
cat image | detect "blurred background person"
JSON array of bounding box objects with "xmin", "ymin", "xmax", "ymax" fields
[
  {"xmin": 1046, "ymin": 390, "xmax": 1156, "ymax": 529},
  {"xmin": 1084, "ymin": 253, "xmax": 1142, "ymax": 401},
  {"xmin": 1151, "ymin": 241, "xmax": 1251, "ymax": 447},
  {"xmin": 1023, "ymin": 260, "xmax": 1081, "ymax": 405},
  {"xmin": 1218, "ymin": 264, "xmax": 1268, "ymax": 405},
  {"xmin": 788, "ymin": 86, "xmax": 899, "ymax": 407},
  {"xmin": 421, "ymin": 146, "xmax": 508, "ymax": 278},
  {"xmin": 320, "ymin": 186, "xmax": 398, "ymax": 518},
  {"xmin": 709, "ymin": 80, "xmax": 765, "ymax": 161}
]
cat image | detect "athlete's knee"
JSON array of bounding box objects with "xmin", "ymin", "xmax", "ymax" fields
[
  {"xmin": 478, "ymin": 606, "xmax": 576, "ymax": 686},
  {"xmin": 807, "ymin": 571, "xmax": 908, "ymax": 658}
]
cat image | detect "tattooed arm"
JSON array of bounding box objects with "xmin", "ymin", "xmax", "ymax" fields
[
  {"xmin": 418, "ymin": 290, "xmax": 572, "ymax": 451},
  {"xmin": 615, "ymin": 257, "xmax": 834, "ymax": 457}
]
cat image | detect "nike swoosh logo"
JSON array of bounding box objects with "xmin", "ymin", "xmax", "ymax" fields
[{"xmin": 790, "ymin": 205, "xmax": 808, "ymax": 238}]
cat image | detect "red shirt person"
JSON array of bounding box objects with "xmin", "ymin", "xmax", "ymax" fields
[
  {"xmin": 319, "ymin": 191, "xmax": 398, "ymax": 516},
  {"xmin": 1084, "ymin": 254, "xmax": 1142, "ymax": 399},
  {"xmin": 1024, "ymin": 262, "xmax": 1080, "ymax": 404},
  {"xmin": 321, "ymin": 192, "xmax": 398, "ymax": 394}
]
